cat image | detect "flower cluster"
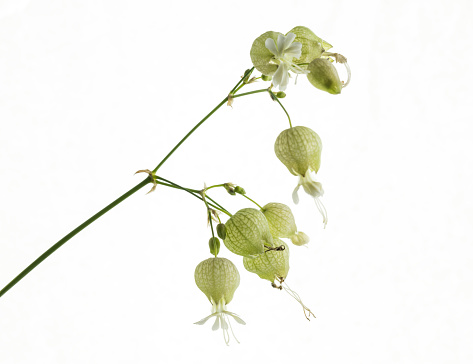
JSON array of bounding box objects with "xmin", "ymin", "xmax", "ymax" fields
[{"xmin": 193, "ymin": 25, "xmax": 349, "ymax": 344}]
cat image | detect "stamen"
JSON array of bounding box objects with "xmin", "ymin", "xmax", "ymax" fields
[
  {"xmin": 281, "ymin": 281, "xmax": 316, "ymax": 321},
  {"xmin": 342, "ymin": 61, "xmax": 351, "ymax": 88},
  {"xmin": 225, "ymin": 314, "xmax": 241, "ymax": 344},
  {"xmin": 314, "ymin": 197, "xmax": 328, "ymax": 228}
]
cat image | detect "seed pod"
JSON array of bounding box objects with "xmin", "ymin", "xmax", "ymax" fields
[
  {"xmin": 224, "ymin": 208, "xmax": 273, "ymax": 258},
  {"xmin": 274, "ymin": 126, "xmax": 322, "ymax": 176},
  {"xmin": 307, "ymin": 58, "xmax": 342, "ymax": 95},
  {"xmin": 208, "ymin": 237, "xmax": 220, "ymax": 257},
  {"xmin": 194, "ymin": 257, "xmax": 240, "ymax": 305},
  {"xmin": 243, "ymin": 239, "xmax": 290, "ymax": 282},
  {"xmin": 216, "ymin": 223, "xmax": 226, "ymax": 240}
]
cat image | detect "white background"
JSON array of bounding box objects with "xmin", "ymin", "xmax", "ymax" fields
[{"xmin": 1, "ymin": 0, "xmax": 472, "ymax": 363}]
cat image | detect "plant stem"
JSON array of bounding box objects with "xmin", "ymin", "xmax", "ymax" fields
[
  {"xmin": 156, "ymin": 181, "xmax": 231, "ymax": 217},
  {"xmin": 0, "ymin": 178, "xmax": 150, "ymax": 298},
  {"xmin": 241, "ymin": 194, "xmax": 264, "ymax": 210},
  {"xmin": 156, "ymin": 176, "xmax": 230, "ymax": 216},
  {"xmin": 267, "ymin": 89, "xmax": 292, "ymax": 128},
  {"xmin": 0, "ymin": 68, "xmax": 264, "ymax": 298},
  {"xmin": 233, "ymin": 89, "xmax": 268, "ymax": 98}
]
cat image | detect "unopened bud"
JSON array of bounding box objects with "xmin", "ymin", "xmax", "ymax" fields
[
  {"xmin": 276, "ymin": 91, "xmax": 286, "ymax": 98},
  {"xmin": 262, "ymin": 74, "xmax": 272, "ymax": 81},
  {"xmin": 307, "ymin": 58, "xmax": 342, "ymax": 95},
  {"xmin": 234, "ymin": 186, "xmax": 246, "ymax": 195},
  {"xmin": 216, "ymin": 223, "xmax": 226, "ymax": 239},
  {"xmin": 209, "ymin": 237, "xmax": 220, "ymax": 257},
  {"xmin": 224, "ymin": 183, "xmax": 236, "ymax": 195}
]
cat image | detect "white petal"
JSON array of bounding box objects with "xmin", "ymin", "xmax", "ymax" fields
[
  {"xmin": 285, "ymin": 42, "xmax": 302, "ymax": 55},
  {"xmin": 194, "ymin": 312, "xmax": 217, "ymax": 325},
  {"xmin": 212, "ymin": 316, "xmax": 220, "ymax": 331},
  {"xmin": 276, "ymin": 34, "xmax": 286, "ymax": 54},
  {"xmin": 279, "ymin": 65, "xmax": 290, "ymax": 91},
  {"xmin": 265, "ymin": 38, "xmax": 278, "ymax": 56},
  {"xmin": 225, "ymin": 311, "xmax": 247, "ymax": 325},
  {"xmin": 220, "ymin": 316, "xmax": 229, "ymax": 330},
  {"xmin": 292, "ymin": 184, "xmax": 301, "ymax": 204},
  {"xmin": 272, "ymin": 64, "xmax": 285, "ymax": 88},
  {"xmin": 282, "ymin": 33, "xmax": 296, "ymax": 51}
]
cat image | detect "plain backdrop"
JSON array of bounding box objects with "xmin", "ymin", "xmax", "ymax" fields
[{"xmin": 1, "ymin": 0, "xmax": 472, "ymax": 363}]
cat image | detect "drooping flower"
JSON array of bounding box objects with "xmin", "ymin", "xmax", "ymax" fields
[
  {"xmin": 274, "ymin": 126, "xmax": 327, "ymax": 227},
  {"xmin": 194, "ymin": 257, "xmax": 245, "ymax": 345},
  {"xmin": 261, "ymin": 202, "xmax": 310, "ymax": 246},
  {"xmin": 224, "ymin": 208, "xmax": 273, "ymax": 258},
  {"xmin": 243, "ymin": 238, "xmax": 290, "ymax": 283},
  {"xmin": 243, "ymin": 239, "xmax": 315, "ymax": 320}
]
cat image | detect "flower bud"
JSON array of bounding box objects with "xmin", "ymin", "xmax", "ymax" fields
[
  {"xmin": 290, "ymin": 231, "xmax": 310, "ymax": 246},
  {"xmin": 224, "ymin": 208, "xmax": 273, "ymax": 258},
  {"xmin": 209, "ymin": 237, "xmax": 220, "ymax": 256},
  {"xmin": 307, "ymin": 58, "xmax": 342, "ymax": 95},
  {"xmin": 276, "ymin": 91, "xmax": 286, "ymax": 98},
  {"xmin": 261, "ymin": 74, "xmax": 272, "ymax": 81},
  {"xmin": 234, "ymin": 186, "xmax": 246, "ymax": 195},
  {"xmin": 216, "ymin": 223, "xmax": 226, "ymax": 240},
  {"xmin": 224, "ymin": 183, "xmax": 236, "ymax": 195},
  {"xmin": 274, "ymin": 126, "xmax": 322, "ymax": 176},
  {"xmin": 243, "ymin": 239, "xmax": 289, "ymax": 282}
]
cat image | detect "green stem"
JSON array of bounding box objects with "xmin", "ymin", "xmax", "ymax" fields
[
  {"xmin": 229, "ymin": 68, "xmax": 254, "ymax": 95},
  {"xmin": 267, "ymin": 89, "xmax": 292, "ymax": 128},
  {"xmin": 156, "ymin": 181, "xmax": 230, "ymax": 217},
  {"xmin": 1, "ymin": 68, "xmax": 258, "ymax": 298},
  {"xmin": 155, "ymin": 176, "xmax": 230, "ymax": 216},
  {"xmin": 241, "ymin": 194, "xmax": 264, "ymax": 210},
  {"xmin": 0, "ymin": 179, "xmax": 150, "ymax": 298},
  {"xmin": 233, "ymin": 89, "xmax": 268, "ymax": 98}
]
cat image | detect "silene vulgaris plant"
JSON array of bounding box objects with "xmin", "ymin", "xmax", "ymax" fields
[{"xmin": 1, "ymin": 26, "xmax": 350, "ymax": 345}]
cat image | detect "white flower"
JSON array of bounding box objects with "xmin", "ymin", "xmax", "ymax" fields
[
  {"xmin": 194, "ymin": 299, "xmax": 246, "ymax": 345},
  {"xmin": 194, "ymin": 257, "xmax": 245, "ymax": 345},
  {"xmin": 264, "ymin": 33, "xmax": 308, "ymax": 91},
  {"xmin": 292, "ymin": 171, "xmax": 327, "ymax": 228}
]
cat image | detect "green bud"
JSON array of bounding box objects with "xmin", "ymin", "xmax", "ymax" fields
[
  {"xmin": 261, "ymin": 74, "xmax": 272, "ymax": 81},
  {"xmin": 216, "ymin": 223, "xmax": 226, "ymax": 240},
  {"xmin": 243, "ymin": 239, "xmax": 290, "ymax": 282},
  {"xmin": 290, "ymin": 231, "xmax": 310, "ymax": 246},
  {"xmin": 224, "ymin": 208, "xmax": 273, "ymax": 258},
  {"xmin": 276, "ymin": 91, "xmax": 286, "ymax": 98},
  {"xmin": 208, "ymin": 237, "xmax": 220, "ymax": 256},
  {"xmin": 307, "ymin": 58, "xmax": 342, "ymax": 95},
  {"xmin": 195, "ymin": 257, "xmax": 240, "ymax": 305},
  {"xmin": 274, "ymin": 126, "xmax": 322, "ymax": 176},
  {"xmin": 234, "ymin": 186, "xmax": 246, "ymax": 195},
  {"xmin": 224, "ymin": 183, "xmax": 236, "ymax": 195}
]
